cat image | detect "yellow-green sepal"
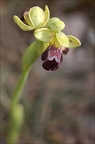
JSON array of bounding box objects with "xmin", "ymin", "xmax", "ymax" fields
[
  {"xmin": 24, "ymin": 12, "xmax": 34, "ymax": 27},
  {"xmin": 66, "ymin": 35, "xmax": 81, "ymax": 48},
  {"xmin": 56, "ymin": 32, "xmax": 81, "ymax": 48},
  {"xmin": 56, "ymin": 32, "xmax": 69, "ymax": 48},
  {"xmin": 29, "ymin": 6, "xmax": 44, "ymax": 28},
  {"xmin": 46, "ymin": 17, "xmax": 65, "ymax": 32},
  {"xmin": 13, "ymin": 16, "xmax": 34, "ymax": 31},
  {"xmin": 29, "ymin": 5, "xmax": 50, "ymax": 29},
  {"xmin": 43, "ymin": 5, "xmax": 50, "ymax": 26},
  {"xmin": 34, "ymin": 28, "xmax": 53, "ymax": 42}
]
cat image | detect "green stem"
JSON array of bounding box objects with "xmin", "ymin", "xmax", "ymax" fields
[
  {"xmin": 12, "ymin": 66, "xmax": 31, "ymax": 104},
  {"xmin": 7, "ymin": 66, "xmax": 31, "ymax": 144},
  {"xmin": 7, "ymin": 40, "xmax": 48, "ymax": 144}
]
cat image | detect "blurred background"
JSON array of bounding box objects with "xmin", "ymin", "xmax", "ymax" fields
[{"xmin": 0, "ymin": 0, "xmax": 95, "ymax": 144}]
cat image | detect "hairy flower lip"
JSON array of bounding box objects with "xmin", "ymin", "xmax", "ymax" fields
[
  {"xmin": 41, "ymin": 44, "xmax": 66, "ymax": 71},
  {"xmin": 42, "ymin": 59, "xmax": 59, "ymax": 71},
  {"xmin": 41, "ymin": 47, "xmax": 49, "ymax": 61},
  {"xmin": 62, "ymin": 48, "xmax": 69, "ymax": 55}
]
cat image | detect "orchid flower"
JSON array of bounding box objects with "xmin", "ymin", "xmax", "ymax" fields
[
  {"xmin": 34, "ymin": 18, "xmax": 81, "ymax": 71},
  {"xmin": 13, "ymin": 6, "xmax": 81, "ymax": 71}
]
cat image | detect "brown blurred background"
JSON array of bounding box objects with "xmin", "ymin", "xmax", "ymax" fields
[{"xmin": 0, "ymin": 0, "xmax": 95, "ymax": 144}]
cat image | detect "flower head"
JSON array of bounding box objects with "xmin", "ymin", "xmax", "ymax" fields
[
  {"xmin": 34, "ymin": 25, "xmax": 81, "ymax": 71},
  {"xmin": 13, "ymin": 5, "xmax": 50, "ymax": 31},
  {"xmin": 13, "ymin": 6, "xmax": 81, "ymax": 71}
]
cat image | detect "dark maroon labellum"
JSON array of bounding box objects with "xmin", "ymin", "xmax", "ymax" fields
[
  {"xmin": 42, "ymin": 59, "xmax": 59, "ymax": 71},
  {"xmin": 41, "ymin": 45, "xmax": 69, "ymax": 71},
  {"xmin": 62, "ymin": 48, "xmax": 69, "ymax": 55},
  {"xmin": 20, "ymin": 8, "xmax": 30, "ymax": 22}
]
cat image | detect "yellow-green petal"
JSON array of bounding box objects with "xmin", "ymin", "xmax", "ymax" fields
[
  {"xmin": 29, "ymin": 6, "xmax": 45, "ymax": 29},
  {"xmin": 56, "ymin": 32, "xmax": 81, "ymax": 48},
  {"xmin": 24, "ymin": 12, "xmax": 34, "ymax": 27},
  {"xmin": 66, "ymin": 35, "xmax": 81, "ymax": 48},
  {"xmin": 46, "ymin": 17, "xmax": 65, "ymax": 32},
  {"xmin": 34, "ymin": 28, "xmax": 53, "ymax": 42},
  {"xmin": 56, "ymin": 32, "xmax": 69, "ymax": 47},
  {"xmin": 44, "ymin": 5, "xmax": 50, "ymax": 26},
  {"xmin": 14, "ymin": 16, "xmax": 34, "ymax": 31}
]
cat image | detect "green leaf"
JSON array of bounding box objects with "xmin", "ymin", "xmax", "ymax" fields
[
  {"xmin": 14, "ymin": 16, "xmax": 34, "ymax": 31},
  {"xmin": 22, "ymin": 42, "xmax": 36, "ymax": 70},
  {"xmin": 34, "ymin": 28, "xmax": 53, "ymax": 42},
  {"xmin": 22, "ymin": 40, "xmax": 49, "ymax": 70},
  {"xmin": 8, "ymin": 104, "xmax": 24, "ymax": 144},
  {"xmin": 35, "ymin": 40, "xmax": 49, "ymax": 56}
]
